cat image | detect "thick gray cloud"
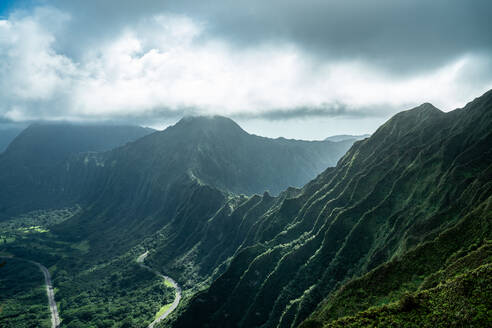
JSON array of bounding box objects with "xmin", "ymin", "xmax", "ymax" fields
[
  {"xmin": 50, "ymin": 0, "xmax": 492, "ymax": 74},
  {"xmin": 0, "ymin": 0, "xmax": 491, "ymax": 139},
  {"xmin": 231, "ymin": 103, "xmax": 393, "ymax": 121}
]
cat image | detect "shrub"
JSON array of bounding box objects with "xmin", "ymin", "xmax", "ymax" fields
[{"xmin": 398, "ymin": 292, "xmax": 419, "ymax": 312}]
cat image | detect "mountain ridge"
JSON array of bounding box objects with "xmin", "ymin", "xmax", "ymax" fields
[{"xmin": 167, "ymin": 90, "xmax": 492, "ymax": 328}]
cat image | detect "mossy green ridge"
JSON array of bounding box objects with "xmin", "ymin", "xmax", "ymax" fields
[
  {"xmin": 319, "ymin": 263, "xmax": 491, "ymax": 328},
  {"xmin": 169, "ymin": 90, "xmax": 492, "ymax": 327}
]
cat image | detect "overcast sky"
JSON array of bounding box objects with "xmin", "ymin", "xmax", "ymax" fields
[{"xmin": 1, "ymin": 0, "xmax": 491, "ymax": 139}]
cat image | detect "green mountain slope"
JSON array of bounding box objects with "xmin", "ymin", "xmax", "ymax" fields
[
  {"xmin": 300, "ymin": 202, "xmax": 491, "ymax": 327},
  {"xmin": 168, "ymin": 90, "xmax": 492, "ymax": 328},
  {"xmin": 322, "ymin": 262, "xmax": 491, "ymax": 328}
]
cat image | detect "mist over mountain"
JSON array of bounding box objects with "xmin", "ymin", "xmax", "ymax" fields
[{"xmin": 324, "ymin": 134, "xmax": 370, "ymax": 142}]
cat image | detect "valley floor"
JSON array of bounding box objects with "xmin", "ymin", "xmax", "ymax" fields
[{"xmin": 0, "ymin": 208, "xmax": 176, "ymax": 328}]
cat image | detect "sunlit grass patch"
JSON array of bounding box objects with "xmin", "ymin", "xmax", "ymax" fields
[
  {"xmin": 18, "ymin": 226, "xmax": 49, "ymax": 233},
  {"xmin": 0, "ymin": 236, "xmax": 16, "ymax": 244},
  {"xmin": 164, "ymin": 279, "xmax": 174, "ymax": 288},
  {"xmin": 71, "ymin": 240, "xmax": 90, "ymax": 253},
  {"xmin": 155, "ymin": 302, "xmax": 173, "ymax": 320}
]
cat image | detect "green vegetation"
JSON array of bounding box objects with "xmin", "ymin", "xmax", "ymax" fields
[
  {"xmin": 302, "ymin": 207, "xmax": 492, "ymax": 327},
  {"xmin": 0, "ymin": 259, "xmax": 50, "ymax": 328},
  {"xmin": 18, "ymin": 226, "xmax": 49, "ymax": 233},
  {"xmin": 155, "ymin": 303, "xmax": 173, "ymax": 320},
  {"xmin": 0, "ymin": 207, "xmax": 80, "ymax": 245},
  {"xmin": 71, "ymin": 240, "xmax": 90, "ymax": 253},
  {"xmin": 302, "ymin": 238, "xmax": 492, "ymax": 327},
  {"xmin": 164, "ymin": 279, "xmax": 174, "ymax": 288},
  {"xmin": 56, "ymin": 252, "xmax": 175, "ymax": 327},
  {"xmin": 322, "ymin": 263, "xmax": 492, "ymax": 327},
  {"xmin": 1, "ymin": 209, "xmax": 176, "ymax": 327}
]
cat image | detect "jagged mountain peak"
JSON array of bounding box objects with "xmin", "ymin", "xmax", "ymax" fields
[
  {"xmin": 170, "ymin": 115, "xmax": 248, "ymax": 137},
  {"xmin": 395, "ymin": 102, "xmax": 443, "ymax": 121},
  {"xmin": 113, "ymin": 115, "xmax": 355, "ymax": 196},
  {"xmin": 413, "ymin": 102, "xmax": 440, "ymax": 111},
  {"xmin": 461, "ymin": 88, "xmax": 492, "ymax": 117},
  {"xmin": 367, "ymin": 102, "xmax": 444, "ymax": 143}
]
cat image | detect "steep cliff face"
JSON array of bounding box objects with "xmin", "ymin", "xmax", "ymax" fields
[
  {"xmin": 0, "ymin": 124, "xmax": 153, "ymax": 218},
  {"xmin": 169, "ymin": 90, "xmax": 491, "ymax": 328}
]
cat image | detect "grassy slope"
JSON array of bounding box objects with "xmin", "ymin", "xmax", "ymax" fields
[
  {"xmin": 322, "ymin": 263, "xmax": 491, "ymax": 328},
  {"xmin": 301, "ymin": 197, "xmax": 491, "ymax": 327}
]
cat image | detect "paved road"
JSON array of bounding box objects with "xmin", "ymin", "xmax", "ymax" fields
[
  {"xmin": 1, "ymin": 256, "xmax": 60, "ymax": 328},
  {"xmin": 32, "ymin": 261, "xmax": 61, "ymax": 328},
  {"xmin": 137, "ymin": 251, "xmax": 182, "ymax": 328}
]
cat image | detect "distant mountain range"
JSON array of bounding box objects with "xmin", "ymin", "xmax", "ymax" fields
[{"xmin": 0, "ymin": 90, "xmax": 490, "ymax": 328}]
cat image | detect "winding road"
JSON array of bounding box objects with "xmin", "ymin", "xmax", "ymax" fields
[
  {"xmin": 1, "ymin": 256, "xmax": 60, "ymax": 328},
  {"xmin": 137, "ymin": 251, "xmax": 182, "ymax": 328},
  {"xmin": 2, "ymin": 252, "xmax": 178, "ymax": 328}
]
